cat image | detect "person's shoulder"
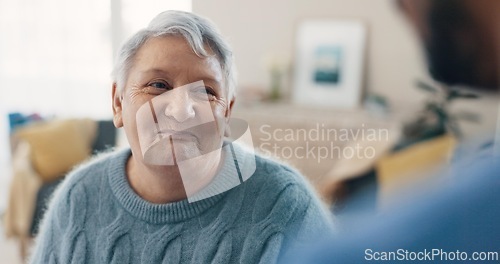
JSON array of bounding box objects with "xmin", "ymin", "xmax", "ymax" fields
[
  {"xmin": 249, "ymin": 152, "xmax": 313, "ymax": 197},
  {"xmin": 48, "ymin": 148, "xmax": 129, "ymax": 209},
  {"xmin": 242, "ymin": 150, "xmax": 329, "ymax": 220},
  {"xmin": 61, "ymin": 148, "xmax": 128, "ymax": 189},
  {"xmin": 36, "ymin": 148, "xmax": 129, "ymax": 234},
  {"xmin": 233, "ymin": 148, "xmax": 334, "ymax": 243}
]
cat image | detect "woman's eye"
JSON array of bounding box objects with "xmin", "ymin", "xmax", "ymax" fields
[
  {"xmin": 192, "ymin": 86, "xmax": 217, "ymax": 101},
  {"xmin": 205, "ymin": 87, "xmax": 217, "ymax": 97},
  {"xmin": 149, "ymin": 81, "xmax": 170, "ymax": 90}
]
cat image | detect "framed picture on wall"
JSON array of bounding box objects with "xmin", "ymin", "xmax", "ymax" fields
[{"xmin": 292, "ymin": 19, "xmax": 366, "ymax": 109}]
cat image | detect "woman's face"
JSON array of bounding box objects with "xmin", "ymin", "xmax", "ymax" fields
[{"xmin": 113, "ymin": 35, "xmax": 232, "ymax": 167}]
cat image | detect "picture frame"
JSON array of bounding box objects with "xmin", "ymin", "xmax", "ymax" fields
[{"xmin": 292, "ymin": 19, "xmax": 366, "ymax": 109}]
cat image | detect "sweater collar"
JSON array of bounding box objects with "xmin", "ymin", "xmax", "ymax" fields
[{"xmin": 107, "ymin": 148, "xmax": 230, "ymax": 224}]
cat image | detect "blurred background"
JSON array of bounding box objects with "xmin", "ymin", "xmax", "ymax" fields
[{"xmin": 1, "ymin": 0, "xmax": 498, "ymax": 262}]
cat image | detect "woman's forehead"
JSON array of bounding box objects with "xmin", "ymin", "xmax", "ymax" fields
[{"xmin": 132, "ymin": 36, "xmax": 224, "ymax": 83}]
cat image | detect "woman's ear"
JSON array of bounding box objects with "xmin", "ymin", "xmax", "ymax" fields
[
  {"xmin": 112, "ymin": 83, "xmax": 124, "ymax": 128},
  {"xmin": 224, "ymin": 98, "xmax": 235, "ymax": 137}
]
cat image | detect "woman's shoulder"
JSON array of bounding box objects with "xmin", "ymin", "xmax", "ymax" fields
[
  {"xmin": 237, "ymin": 149, "xmax": 326, "ymax": 218},
  {"xmin": 248, "ymin": 152, "xmax": 313, "ymax": 196},
  {"xmin": 51, "ymin": 148, "xmax": 129, "ymax": 202},
  {"xmin": 233, "ymin": 149, "xmax": 333, "ymax": 236}
]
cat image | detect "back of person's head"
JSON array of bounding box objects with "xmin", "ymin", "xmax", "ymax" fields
[{"xmin": 398, "ymin": 0, "xmax": 499, "ymax": 90}]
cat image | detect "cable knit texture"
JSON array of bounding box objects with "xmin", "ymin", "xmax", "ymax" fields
[{"xmin": 29, "ymin": 144, "xmax": 333, "ymax": 264}]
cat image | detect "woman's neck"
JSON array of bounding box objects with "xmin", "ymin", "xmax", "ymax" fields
[
  {"xmin": 125, "ymin": 150, "xmax": 224, "ymax": 204},
  {"xmin": 126, "ymin": 155, "xmax": 187, "ymax": 204}
]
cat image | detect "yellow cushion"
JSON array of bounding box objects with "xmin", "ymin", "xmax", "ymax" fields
[{"xmin": 15, "ymin": 119, "xmax": 96, "ymax": 182}]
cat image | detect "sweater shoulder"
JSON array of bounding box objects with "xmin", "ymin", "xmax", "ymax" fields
[
  {"xmin": 58, "ymin": 148, "xmax": 126, "ymax": 192},
  {"xmin": 242, "ymin": 154, "xmax": 325, "ymax": 221},
  {"xmin": 248, "ymin": 154, "xmax": 314, "ymax": 197},
  {"xmin": 45, "ymin": 149, "xmax": 127, "ymax": 222}
]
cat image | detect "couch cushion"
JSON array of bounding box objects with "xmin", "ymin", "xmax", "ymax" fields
[{"xmin": 16, "ymin": 119, "xmax": 97, "ymax": 182}]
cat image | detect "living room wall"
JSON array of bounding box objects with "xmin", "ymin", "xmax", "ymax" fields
[{"xmin": 193, "ymin": 0, "xmax": 429, "ymax": 110}]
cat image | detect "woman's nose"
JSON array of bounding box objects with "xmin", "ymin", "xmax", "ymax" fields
[{"xmin": 164, "ymin": 89, "xmax": 195, "ymax": 122}]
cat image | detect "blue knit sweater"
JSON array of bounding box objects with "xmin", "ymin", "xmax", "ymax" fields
[{"xmin": 29, "ymin": 145, "xmax": 333, "ymax": 263}]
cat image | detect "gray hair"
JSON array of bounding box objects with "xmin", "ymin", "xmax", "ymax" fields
[{"xmin": 112, "ymin": 10, "xmax": 236, "ymax": 99}]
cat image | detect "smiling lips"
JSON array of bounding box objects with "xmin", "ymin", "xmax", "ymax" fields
[{"xmin": 158, "ymin": 129, "xmax": 198, "ymax": 141}]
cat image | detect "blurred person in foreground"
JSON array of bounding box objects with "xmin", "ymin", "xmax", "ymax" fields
[
  {"xmin": 29, "ymin": 10, "xmax": 332, "ymax": 263},
  {"xmin": 285, "ymin": 0, "xmax": 500, "ymax": 263}
]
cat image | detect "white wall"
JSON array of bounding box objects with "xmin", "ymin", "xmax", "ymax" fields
[{"xmin": 193, "ymin": 0, "xmax": 430, "ymax": 110}]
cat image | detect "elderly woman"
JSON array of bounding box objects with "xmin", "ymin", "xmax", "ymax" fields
[{"xmin": 29, "ymin": 10, "xmax": 332, "ymax": 263}]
